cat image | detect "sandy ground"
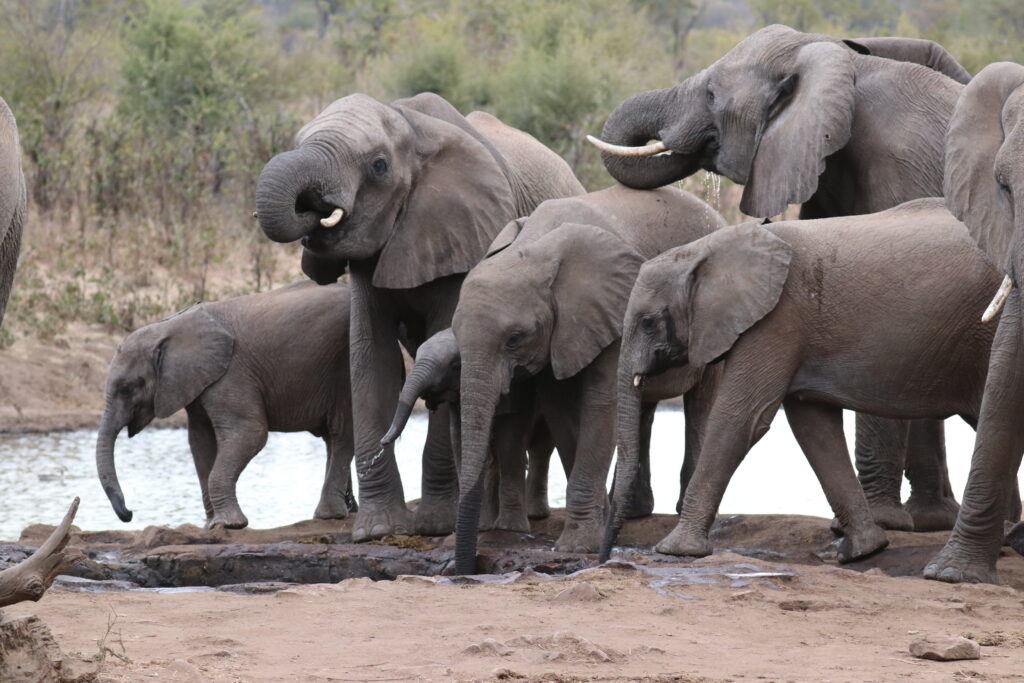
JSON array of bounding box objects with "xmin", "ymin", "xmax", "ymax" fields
[{"xmin": 5, "ymin": 515, "xmax": 1024, "ymax": 683}]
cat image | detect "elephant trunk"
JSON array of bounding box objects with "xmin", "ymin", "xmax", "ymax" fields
[
  {"xmin": 255, "ymin": 148, "xmax": 335, "ymax": 244},
  {"xmin": 600, "ymin": 362, "xmax": 643, "ymax": 562},
  {"xmin": 454, "ymin": 367, "xmax": 502, "ymax": 575},
  {"xmin": 96, "ymin": 409, "xmax": 133, "ymax": 522},
  {"xmin": 382, "ymin": 360, "xmax": 440, "ymax": 445},
  {"xmin": 598, "ymin": 82, "xmax": 710, "ymax": 189}
]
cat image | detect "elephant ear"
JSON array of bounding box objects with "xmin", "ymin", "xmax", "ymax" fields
[
  {"xmin": 526, "ymin": 223, "xmax": 644, "ymax": 380},
  {"xmin": 681, "ymin": 222, "xmax": 792, "ymax": 367},
  {"xmin": 844, "ymin": 37, "xmax": 971, "ymax": 84},
  {"xmin": 944, "ymin": 62, "xmax": 1024, "ymax": 267},
  {"xmin": 485, "ymin": 217, "xmax": 527, "ymax": 258},
  {"xmin": 153, "ymin": 306, "xmax": 235, "ymax": 418},
  {"xmin": 372, "ymin": 100, "xmax": 517, "ymax": 289},
  {"xmin": 301, "ymin": 248, "xmax": 346, "ymax": 285},
  {"xmin": 741, "ymin": 41, "xmax": 856, "ymax": 219}
]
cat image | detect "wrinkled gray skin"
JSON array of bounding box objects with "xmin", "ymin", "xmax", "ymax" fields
[
  {"xmin": 598, "ymin": 24, "xmax": 972, "ymax": 533},
  {"xmin": 256, "ymin": 92, "xmax": 583, "ymax": 541},
  {"xmin": 451, "ymin": 185, "xmax": 725, "ymax": 573},
  {"xmin": 925, "ymin": 62, "xmax": 1024, "ymax": 583},
  {"xmin": 96, "ymin": 282, "xmax": 357, "ymax": 528},
  {"xmin": 609, "ymin": 201, "xmax": 1005, "ymax": 564},
  {"xmin": 0, "ymin": 99, "xmax": 26, "ymax": 328}
]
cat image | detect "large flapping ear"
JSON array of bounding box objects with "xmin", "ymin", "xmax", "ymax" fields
[
  {"xmin": 741, "ymin": 41, "xmax": 856, "ymax": 218},
  {"xmin": 845, "ymin": 37, "xmax": 971, "ymax": 84},
  {"xmin": 683, "ymin": 222, "xmax": 792, "ymax": 367},
  {"xmin": 153, "ymin": 306, "xmax": 235, "ymax": 418},
  {"xmin": 372, "ymin": 98, "xmax": 516, "ymax": 289},
  {"xmin": 945, "ymin": 62, "xmax": 1024, "ymax": 267},
  {"xmin": 301, "ymin": 248, "xmax": 347, "ymax": 285},
  {"xmin": 485, "ymin": 217, "xmax": 527, "ymax": 258},
  {"xmin": 524, "ymin": 223, "xmax": 644, "ymax": 380}
]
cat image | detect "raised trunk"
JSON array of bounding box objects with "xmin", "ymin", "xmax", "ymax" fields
[
  {"xmin": 255, "ymin": 148, "xmax": 333, "ymax": 244},
  {"xmin": 96, "ymin": 410, "xmax": 132, "ymax": 522},
  {"xmin": 381, "ymin": 361, "xmax": 440, "ymax": 445},
  {"xmin": 599, "ymin": 364, "xmax": 643, "ymax": 562},
  {"xmin": 599, "ymin": 84, "xmax": 706, "ymax": 189},
  {"xmin": 454, "ymin": 369, "xmax": 502, "ymax": 574}
]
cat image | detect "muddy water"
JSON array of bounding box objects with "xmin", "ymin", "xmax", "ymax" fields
[{"xmin": 0, "ymin": 411, "xmax": 1003, "ymax": 541}]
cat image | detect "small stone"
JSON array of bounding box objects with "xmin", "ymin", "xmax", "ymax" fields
[
  {"xmin": 463, "ymin": 638, "xmax": 512, "ymax": 657},
  {"xmin": 552, "ymin": 582, "xmax": 604, "ymax": 602},
  {"xmin": 166, "ymin": 659, "xmax": 204, "ymax": 681},
  {"xmin": 395, "ymin": 574, "xmax": 436, "ymax": 586},
  {"xmin": 909, "ymin": 635, "xmax": 981, "ymax": 661}
]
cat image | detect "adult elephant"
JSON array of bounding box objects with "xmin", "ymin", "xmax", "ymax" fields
[
  {"xmin": 925, "ymin": 62, "xmax": 1024, "ymax": 583},
  {"xmin": 588, "ymin": 24, "xmax": 971, "ymax": 533},
  {"xmin": 0, "ymin": 98, "xmax": 25, "ymax": 327},
  {"xmin": 256, "ymin": 92, "xmax": 583, "ymax": 540},
  {"xmin": 451, "ymin": 185, "xmax": 724, "ymax": 572}
]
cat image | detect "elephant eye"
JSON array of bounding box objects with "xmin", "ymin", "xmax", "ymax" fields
[
  {"xmin": 706, "ymin": 87, "xmax": 715, "ymax": 105},
  {"xmin": 640, "ymin": 315, "xmax": 657, "ymax": 332},
  {"xmin": 997, "ymin": 174, "xmax": 1012, "ymax": 194},
  {"xmin": 506, "ymin": 331, "xmax": 524, "ymax": 349},
  {"xmin": 371, "ymin": 157, "xmax": 388, "ymax": 176}
]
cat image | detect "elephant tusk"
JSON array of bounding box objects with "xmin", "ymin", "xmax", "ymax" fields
[
  {"xmin": 633, "ymin": 374, "xmax": 644, "ymax": 388},
  {"xmin": 320, "ymin": 208, "xmax": 344, "ymax": 228},
  {"xmin": 982, "ymin": 275, "xmax": 1014, "ymax": 323},
  {"xmin": 586, "ymin": 135, "xmax": 668, "ymax": 158}
]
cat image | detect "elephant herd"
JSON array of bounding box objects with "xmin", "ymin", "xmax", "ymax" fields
[{"xmin": 13, "ymin": 23, "xmax": 1012, "ymax": 586}]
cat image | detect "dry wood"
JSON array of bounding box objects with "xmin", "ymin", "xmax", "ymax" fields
[{"xmin": 0, "ymin": 498, "xmax": 82, "ymax": 608}]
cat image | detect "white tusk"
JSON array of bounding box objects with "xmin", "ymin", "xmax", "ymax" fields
[
  {"xmin": 586, "ymin": 135, "xmax": 668, "ymax": 158},
  {"xmin": 982, "ymin": 275, "xmax": 1013, "ymax": 323},
  {"xmin": 320, "ymin": 208, "xmax": 344, "ymax": 228},
  {"xmin": 633, "ymin": 374, "xmax": 643, "ymax": 387}
]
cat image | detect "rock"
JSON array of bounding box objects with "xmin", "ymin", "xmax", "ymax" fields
[
  {"xmin": 909, "ymin": 635, "xmax": 981, "ymax": 661},
  {"xmin": 462, "ymin": 637, "xmax": 513, "ymax": 656},
  {"xmin": 166, "ymin": 658, "xmax": 204, "ymax": 681},
  {"xmin": 395, "ymin": 574, "xmax": 436, "ymax": 586},
  {"xmin": 552, "ymin": 581, "xmax": 604, "ymax": 602},
  {"xmin": 0, "ymin": 614, "xmax": 98, "ymax": 682}
]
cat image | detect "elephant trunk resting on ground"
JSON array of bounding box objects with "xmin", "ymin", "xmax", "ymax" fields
[{"xmin": 97, "ymin": 281, "xmax": 357, "ymax": 529}]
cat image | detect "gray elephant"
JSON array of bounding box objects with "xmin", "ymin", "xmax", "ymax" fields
[
  {"xmin": 588, "ymin": 24, "xmax": 974, "ymax": 533},
  {"xmin": 97, "ymin": 281, "xmax": 356, "ymax": 528},
  {"xmin": 256, "ymin": 92, "xmax": 584, "ymax": 541},
  {"xmin": 0, "ymin": 98, "xmax": 25, "ymax": 327},
  {"xmin": 925, "ymin": 62, "xmax": 1024, "ymax": 583},
  {"xmin": 450, "ymin": 185, "xmax": 724, "ymax": 573},
  {"xmin": 605, "ymin": 201, "xmax": 1005, "ymax": 564}
]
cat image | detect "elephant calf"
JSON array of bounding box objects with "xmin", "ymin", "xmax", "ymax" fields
[
  {"xmin": 97, "ymin": 281, "xmax": 356, "ymax": 529},
  {"xmin": 607, "ymin": 199, "xmax": 1010, "ymax": 564}
]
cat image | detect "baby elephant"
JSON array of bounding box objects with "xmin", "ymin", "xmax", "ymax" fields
[
  {"xmin": 96, "ymin": 281, "xmax": 356, "ymax": 529},
  {"xmin": 607, "ymin": 199, "xmax": 1008, "ymax": 563}
]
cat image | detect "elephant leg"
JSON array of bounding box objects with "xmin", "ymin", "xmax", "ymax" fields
[
  {"xmin": 623, "ymin": 402, "xmax": 656, "ymax": 519},
  {"xmin": 852, "ymin": 414, "xmax": 914, "ymax": 531},
  {"xmin": 415, "ymin": 404, "xmax": 459, "ymax": 535},
  {"xmin": 206, "ymin": 421, "xmax": 268, "ymax": 529},
  {"xmin": 925, "ymin": 290, "xmax": 1024, "ymax": 584},
  {"xmin": 526, "ymin": 421, "xmax": 554, "ymax": 520},
  {"xmin": 785, "ymin": 399, "xmax": 889, "ymax": 563},
  {"xmin": 0, "ymin": 214, "xmax": 21, "ymax": 326},
  {"xmin": 348, "ymin": 271, "xmax": 411, "ymax": 541},
  {"xmin": 679, "ymin": 374, "xmax": 715, "ymax": 513},
  {"xmin": 491, "ymin": 412, "xmax": 531, "ymax": 532},
  {"xmin": 186, "ymin": 408, "xmax": 216, "ymax": 522},
  {"xmin": 315, "ymin": 420, "xmax": 354, "ymax": 520},
  {"xmin": 904, "ymin": 419, "xmax": 960, "ymax": 531}
]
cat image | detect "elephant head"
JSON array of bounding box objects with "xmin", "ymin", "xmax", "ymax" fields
[
  {"xmin": 96, "ymin": 306, "xmax": 234, "ymax": 522},
  {"xmin": 256, "ymin": 92, "xmax": 516, "ymax": 289},
  {"xmin": 591, "ymin": 25, "xmax": 969, "ymax": 218},
  {"xmin": 944, "ymin": 62, "xmax": 1024, "ymax": 319},
  {"xmin": 601, "ymin": 222, "xmax": 791, "ymax": 559},
  {"xmin": 381, "ymin": 328, "xmax": 461, "ymax": 446},
  {"xmin": 451, "ymin": 223, "xmax": 643, "ymax": 573}
]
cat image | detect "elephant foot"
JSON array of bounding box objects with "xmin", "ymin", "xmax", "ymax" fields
[
  {"xmin": 207, "ymin": 506, "xmax": 248, "ymax": 530},
  {"xmin": 834, "ymin": 523, "xmax": 888, "ymax": 564},
  {"xmin": 623, "ymin": 487, "xmax": 655, "ymax": 520},
  {"xmin": 492, "ymin": 508, "xmax": 531, "ymax": 534},
  {"xmin": 654, "ymin": 524, "xmax": 712, "ymax": 558},
  {"xmin": 352, "ymin": 499, "xmax": 413, "ymax": 542},
  {"xmin": 866, "ymin": 501, "xmax": 914, "ymax": 532},
  {"xmin": 904, "ymin": 494, "xmax": 960, "ymax": 532},
  {"xmin": 923, "ymin": 541, "xmax": 998, "ymax": 584},
  {"xmin": 1004, "ymin": 521, "xmax": 1024, "ymax": 556},
  {"xmin": 314, "ymin": 497, "xmax": 350, "ymax": 521},
  {"xmin": 527, "ymin": 496, "xmax": 551, "ymax": 520},
  {"xmin": 554, "ymin": 516, "xmax": 603, "ymax": 554},
  {"xmin": 413, "ymin": 495, "xmax": 456, "ymax": 536}
]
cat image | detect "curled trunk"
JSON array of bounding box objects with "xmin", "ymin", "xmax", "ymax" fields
[
  {"xmin": 255, "ymin": 148, "xmax": 332, "ymax": 243},
  {"xmin": 96, "ymin": 411, "xmax": 132, "ymax": 522},
  {"xmin": 382, "ymin": 361, "xmax": 441, "ymax": 445},
  {"xmin": 600, "ymin": 366, "xmax": 643, "ymax": 562},
  {"xmin": 454, "ymin": 370, "xmax": 501, "ymax": 575}
]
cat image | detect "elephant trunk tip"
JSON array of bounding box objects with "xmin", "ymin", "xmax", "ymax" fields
[
  {"xmin": 381, "ymin": 400, "xmax": 414, "ymax": 446},
  {"xmin": 598, "ymin": 502, "xmax": 620, "ymax": 564},
  {"xmin": 104, "ymin": 485, "xmax": 133, "ymax": 522}
]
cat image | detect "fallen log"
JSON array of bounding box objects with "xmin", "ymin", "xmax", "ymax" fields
[{"xmin": 0, "ymin": 498, "xmax": 82, "ymax": 608}]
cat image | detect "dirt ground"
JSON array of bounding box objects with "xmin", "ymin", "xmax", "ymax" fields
[{"xmin": 4, "ymin": 513, "xmax": 1024, "ymax": 683}]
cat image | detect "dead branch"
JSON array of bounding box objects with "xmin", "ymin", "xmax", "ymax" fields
[{"xmin": 0, "ymin": 497, "xmax": 83, "ymax": 608}]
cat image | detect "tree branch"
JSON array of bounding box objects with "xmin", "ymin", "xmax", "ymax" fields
[{"xmin": 0, "ymin": 498, "xmax": 82, "ymax": 608}]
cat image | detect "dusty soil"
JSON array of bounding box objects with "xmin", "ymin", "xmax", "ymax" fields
[{"xmin": 5, "ymin": 512, "xmax": 1024, "ymax": 682}]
